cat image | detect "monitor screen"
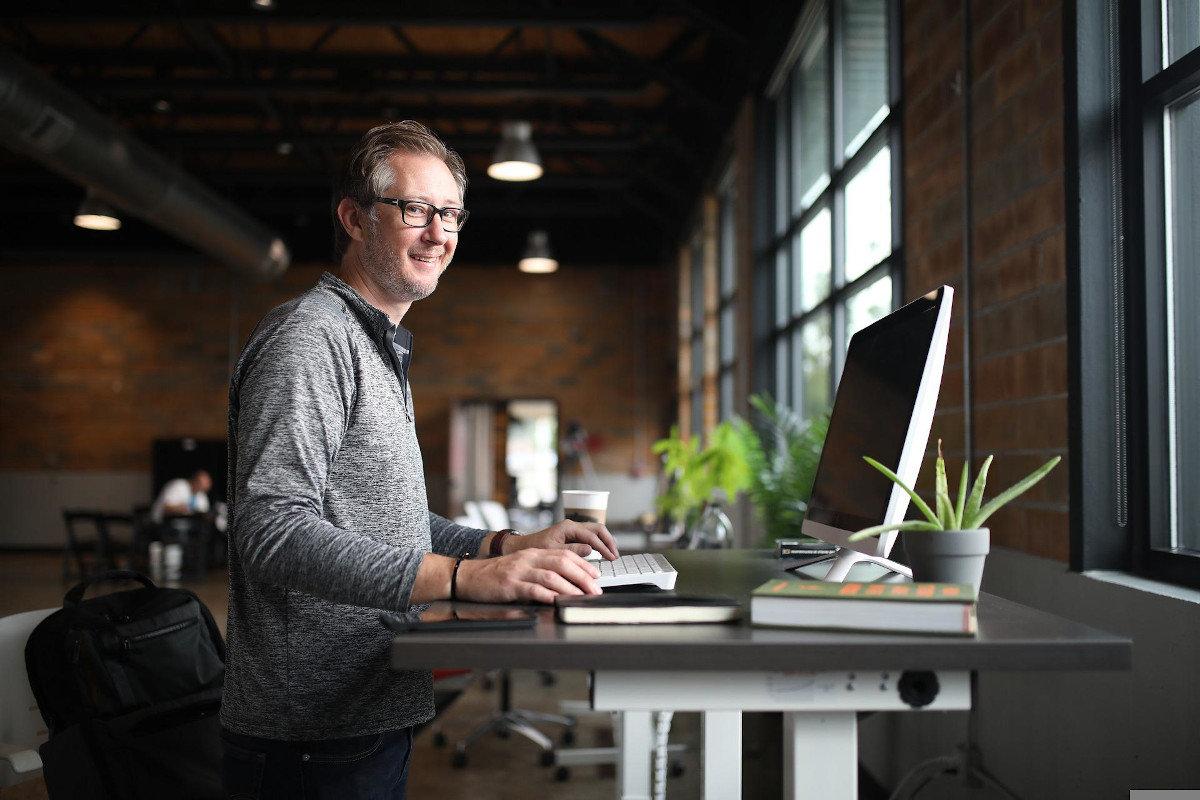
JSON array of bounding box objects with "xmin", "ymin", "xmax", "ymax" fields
[{"xmin": 801, "ymin": 286, "xmax": 953, "ymax": 575}]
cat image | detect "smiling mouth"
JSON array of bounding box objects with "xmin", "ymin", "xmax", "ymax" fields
[{"xmin": 410, "ymin": 253, "xmax": 441, "ymax": 265}]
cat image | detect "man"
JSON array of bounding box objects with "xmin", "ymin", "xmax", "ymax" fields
[
  {"xmin": 149, "ymin": 468, "xmax": 211, "ymax": 523},
  {"xmin": 220, "ymin": 120, "xmax": 618, "ymax": 798}
]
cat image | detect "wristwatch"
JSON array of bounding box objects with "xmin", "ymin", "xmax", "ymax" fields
[{"xmin": 489, "ymin": 528, "xmax": 521, "ymax": 557}]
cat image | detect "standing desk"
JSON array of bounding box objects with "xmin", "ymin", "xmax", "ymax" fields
[{"xmin": 390, "ymin": 549, "xmax": 1131, "ymax": 799}]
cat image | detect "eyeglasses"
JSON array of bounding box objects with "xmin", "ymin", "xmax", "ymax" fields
[{"xmin": 374, "ymin": 197, "xmax": 469, "ymax": 232}]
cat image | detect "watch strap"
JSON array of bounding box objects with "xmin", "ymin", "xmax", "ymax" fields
[{"xmin": 490, "ymin": 528, "xmax": 521, "ymax": 557}]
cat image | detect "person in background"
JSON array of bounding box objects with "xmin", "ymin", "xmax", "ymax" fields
[
  {"xmin": 149, "ymin": 468, "xmax": 211, "ymax": 523},
  {"xmin": 220, "ymin": 120, "xmax": 619, "ymax": 799}
]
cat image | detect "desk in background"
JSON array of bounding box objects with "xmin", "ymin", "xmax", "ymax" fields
[{"xmin": 391, "ymin": 549, "xmax": 1131, "ymax": 799}]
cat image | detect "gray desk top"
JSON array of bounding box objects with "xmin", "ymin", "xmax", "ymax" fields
[{"xmin": 389, "ymin": 549, "xmax": 1131, "ymax": 673}]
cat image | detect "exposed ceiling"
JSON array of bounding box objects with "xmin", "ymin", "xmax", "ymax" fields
[{"xmin": 0, "ymin": 2, "xmax": 799, "ymax": 271}]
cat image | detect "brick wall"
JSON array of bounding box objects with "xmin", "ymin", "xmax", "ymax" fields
[
  {"xmin": 0, "ymin": 258, "xmax": 673, "ymax": 517},
  {"xmin": 404, "ymin": 262, "xmax": 674, "ymax": 513},
  {"xmin": 903, "ymin": 0, "xmax": 1069, "ymax": 559},
  {"xmin": 0, "ymin": 261, "xmax": 319, "ymax": 473}
]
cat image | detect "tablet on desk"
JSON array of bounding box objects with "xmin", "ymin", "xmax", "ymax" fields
[{"xmin": 380, "ymin": 603, "xmax": 537, "ymax": 632}]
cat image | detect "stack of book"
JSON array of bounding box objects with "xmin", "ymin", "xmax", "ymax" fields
[{"xmin": 750, "ymin": 578, "xmax": 977, "ymax": 636}]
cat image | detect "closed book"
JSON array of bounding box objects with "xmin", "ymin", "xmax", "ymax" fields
[
  {"xmin": 555, "ymin": 593, "xmax": 742, "ymax": 624},
  {"xmin": 750, "ymin": 579, "xmax": 977, "ymax": 636}
]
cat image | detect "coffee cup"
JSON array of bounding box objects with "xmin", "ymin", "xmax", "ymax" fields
[{"xmin": 561, "ymin": 490, "xmax": 609, "ymax": 525}]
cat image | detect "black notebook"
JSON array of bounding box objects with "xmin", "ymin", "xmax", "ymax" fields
[{"xmin": 554, "ymin": 592, "xmax": 741, "ymax": 625}]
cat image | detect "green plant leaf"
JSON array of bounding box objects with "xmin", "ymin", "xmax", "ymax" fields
[
  {"xmin": 847, "ymin": 519, "xmax": 943, "ymax": 541},
  {"xmin": 934, "ymin": 443, "xmax": 953, "ymax": 528},
  {"xmin": 863, "ymin": 456, "xmax": 940, "ymax": 526},
  {"xmin": 733, "ymin": 394, "xmax": 831, "ymax": 544},
  {"xmin": 954, "ymin": 461, "xmax": 969, "ymax": 529},
  {"xmin": 961, "ymin": 454, "xmax": 994, "ymax": 527},
  {"xmin": 965, "ymin": 456, "xmax": 1062, "ymax": 529}
]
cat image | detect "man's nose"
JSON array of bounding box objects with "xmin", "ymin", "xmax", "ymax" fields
[{"xmin": 422, "ymin": 220, "xmax": 450, "ymax": 244}]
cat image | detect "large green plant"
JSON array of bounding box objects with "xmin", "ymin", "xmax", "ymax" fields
[
  {"xmin": 732, "ymin": 394, "xmax": 830, "ymax": 545},
  {"xmin": 652, "ymin": 421, "xmax": 750, "ymax": 526},
  {"xmin": 847, "ymin": 440, "xmax": 1061, "ymax": 539}
]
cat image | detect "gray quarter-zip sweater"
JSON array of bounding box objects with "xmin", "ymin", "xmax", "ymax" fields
[{"xmin": 221, "ymin": 271, "xmax": 487, "ymax": 739}]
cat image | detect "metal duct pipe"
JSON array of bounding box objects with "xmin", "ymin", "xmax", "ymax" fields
[{"xmin": 0, "ymin": 48, "xmax": 289, "ymax": 281}]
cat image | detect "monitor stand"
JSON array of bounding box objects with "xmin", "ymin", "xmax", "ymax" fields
[{"xmin": 820, "ymin": 548, "xmax": 912, "ymax": 583}]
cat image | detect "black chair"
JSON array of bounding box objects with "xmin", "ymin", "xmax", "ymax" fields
[
  {"xmin": 160, "ymin": 514, "xmax": 214, "ymax": 580},
  {"xmin": 61, "ymin": 510, "xmax": 133, "ymax": 582}
]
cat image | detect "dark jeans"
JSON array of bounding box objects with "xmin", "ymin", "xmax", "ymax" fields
[{"xmin": 220, "ymin": 726, "xmax": 413, "ymax": 800}]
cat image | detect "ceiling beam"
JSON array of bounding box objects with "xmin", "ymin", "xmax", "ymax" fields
[
  {"xmin": 53, "ymin": 73, "xmax": 651, "ymax": 99},
  {"xmin": 4, "ymin": 3, "xmax": 668, "ymax": 29},
  {"xmin": 137, "ymin": 131, "xmax": 643, "ymax": 153},
  {"xmin": 574, "ymin": 28, "xmax": 722, "ymax": 117}
]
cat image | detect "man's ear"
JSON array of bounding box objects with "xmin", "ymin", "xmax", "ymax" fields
[{"xmin": 336, "ymin": 197, "xmax": 369, "ymax": 244}]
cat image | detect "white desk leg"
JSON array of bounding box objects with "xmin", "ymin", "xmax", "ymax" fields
[
  {"xmin": 783, "ymin": 712, "xmax": 857, "ymax": 800},
  {"xmin": 615, "ymin": 710, "xmax": 653, "ymax": 800},
  {"xmin": 702, "ymin": 710, "xmax": 741, "ymax": 799}
]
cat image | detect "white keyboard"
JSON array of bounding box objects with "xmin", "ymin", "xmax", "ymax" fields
[{"xmin": 594, "ymin": 553, "xmax": 678, "ymax": 590}]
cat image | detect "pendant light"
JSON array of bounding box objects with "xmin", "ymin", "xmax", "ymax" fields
[
  {"xmin": 73, "ymin": 190, "xmax": 122, "ymax": 231},
  {"xmin": 518, "ymin": 230, "xmax": 558, "ymax": 273},
  {"xmin": 488, "ymin": 121, "xmax": 543, "ymax": 182}
]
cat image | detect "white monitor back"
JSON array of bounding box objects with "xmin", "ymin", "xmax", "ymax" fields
[{"xmin": 800, "ymin": 286, "xmax": 954, "ymax": 582}]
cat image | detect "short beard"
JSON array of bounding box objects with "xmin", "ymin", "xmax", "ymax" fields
[{"xmin": 360, "ymin": 220, "xmax": 442, "ymax": 303}]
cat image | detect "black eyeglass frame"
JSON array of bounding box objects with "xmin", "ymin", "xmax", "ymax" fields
[{"xmin": 374, "ymin": 197, "xmax": 469, "ymax": 232}]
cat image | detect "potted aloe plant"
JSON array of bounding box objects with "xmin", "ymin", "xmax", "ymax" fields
[{"xmin": 847, "ymin": 441, "xmax": 1061, "ymax": 591}]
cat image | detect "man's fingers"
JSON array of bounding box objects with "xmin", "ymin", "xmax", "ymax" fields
[{"xmin": 533, "ymin": 553, "xmax": 600, "ymax": 595}]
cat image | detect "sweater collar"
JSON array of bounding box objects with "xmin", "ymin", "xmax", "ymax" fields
[{"xmin": 317, "ymin": 271, "xmax": 407, "ymax": 341}]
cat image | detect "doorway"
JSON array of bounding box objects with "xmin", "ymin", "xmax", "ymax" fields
[{"xmin": 448, "ymin": 399, "xmax": 559, "ymax": 530}]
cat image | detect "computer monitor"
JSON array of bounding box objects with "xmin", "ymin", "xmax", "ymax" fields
[{"xmin": 799, "ymin": 285, "xmax": 954, "ymax": 582}]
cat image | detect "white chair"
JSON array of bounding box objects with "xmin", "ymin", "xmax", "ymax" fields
[
  {"xmin": 459, "ymin": 501, "xmax": 489, "ymax": 530},
  {"xmin": 0, "ymin": 608, "xmax": 55, "ymax": 787},
  {"xmin": 474, "ymin": 500, "xmax": 512, "ymax": 532}
]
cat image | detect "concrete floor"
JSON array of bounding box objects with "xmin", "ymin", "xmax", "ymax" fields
[{"xmin": 0, "ymin": 552, "xmax": 703, "ymax": 799}]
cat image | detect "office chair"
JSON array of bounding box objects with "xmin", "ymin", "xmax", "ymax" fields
[
  {"xmin": 449, "ymin": 669, "xmax": 575, "ymax": 768},
  {"xmin": 0, "ymin": 608, "xmax": 55, "ymax": 787}
]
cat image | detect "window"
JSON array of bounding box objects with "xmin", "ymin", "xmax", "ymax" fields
[
  {"xmin": 718, "ymin": 168, "xmax": 739, "ymax": 422},
  {"xmin": 755, "ymin": 0, "xmax": 900, "ymax": 420},
  {"xmin": 1070, "ymin": 0, "xmax": 1200, "ymax": 587},
  {"xmin": 690, "ymin": 230, "xmax": 705, "ymax": 437}
]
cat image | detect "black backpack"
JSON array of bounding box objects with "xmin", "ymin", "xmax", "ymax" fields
[{"xmin": 25, "ymin": 570, "xmax": 226, "ymax": 799}]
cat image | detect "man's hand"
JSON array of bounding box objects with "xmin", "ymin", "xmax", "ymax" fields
[
  {"xmin": 503, "ymin": 519, "xmax": 620, "ymax": 561},
  {"xmin": 456, "ymin": 549, "xmax": 602, "ymax": 605}
]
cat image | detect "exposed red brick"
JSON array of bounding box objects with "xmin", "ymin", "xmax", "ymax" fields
[
  {"xmin": 973, "ymin": 244, "xmax": 1041, "ymax": 308},
  {"xmin": 973, "ymin": 396, "xmax": 1068, "ymax": 451},
  {"xmin": 1025, "ymin": 507, "xmax": 1070, "ymax": 560},
  {"xmin": 1039, "ymin": 228, "xmax": 1067, "ymax": 284},
  {"xmin": 1035, "ymin": 6, "xmax": 1063, "ymax": 68},
  {"xmin": 972, "ymin": 3, "xmax": 1022, "ymax": 78},
  {"xmin": 907, "ymin": 105, "xmax": 965, "ymax": 182},
  {"xmin": 993, "ymin": 37, "xmax": 1040, "ymax": 108},
  {"xmin": 1041, "ymin": 115, "xmax": 1064, "ymax": 174},
  {"xmin": 972, "ymin": 284, "xmax": 1068, "ymax": 359},
  {"xmin": 972, "ymin": 173, "xmax": 1064, "ymax": 265}
]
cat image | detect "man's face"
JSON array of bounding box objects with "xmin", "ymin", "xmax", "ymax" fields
[{"xmin": 359, "ymin": 152, "xmax": 461, "ymax": 304}]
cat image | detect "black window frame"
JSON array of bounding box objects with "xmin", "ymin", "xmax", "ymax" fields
[
  {"xmin": 1068, "ymin": 0, "xmax": 1200, "ymax": 588},
  {"xmin": 753, "ymin": 0, "xmax": 904, "ymax": 416}
]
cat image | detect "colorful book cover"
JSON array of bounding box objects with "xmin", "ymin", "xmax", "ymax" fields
[{"xmin": 751, "ymin": 579, "xmax": 976, "ymax": 604}]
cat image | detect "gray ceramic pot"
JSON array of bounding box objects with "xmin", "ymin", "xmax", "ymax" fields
[{"xmin": 902, "ymin": 528, "xmax": 990, "ymax": 593}]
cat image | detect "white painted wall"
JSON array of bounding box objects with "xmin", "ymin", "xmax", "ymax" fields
[
  {"xmin": 859, "ymin": 547, "xmax": 1200, "ymax": 797},
  {"xmin": 0, "ymin": 470, "xmax": 152, "ymax": 548}
]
